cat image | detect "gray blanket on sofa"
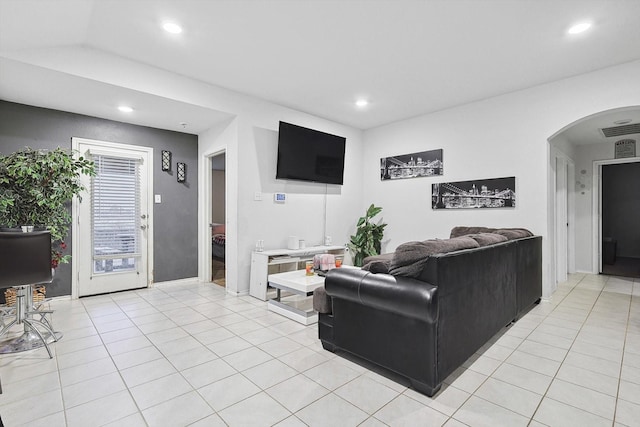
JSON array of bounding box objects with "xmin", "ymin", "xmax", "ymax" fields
[
  {"xmin": 363, "ymin": 227, "xmax": 532, "ymax": 278},
  {"xmin": 388, "ymin": 236, "xmax": 480, "ymax": 278}
]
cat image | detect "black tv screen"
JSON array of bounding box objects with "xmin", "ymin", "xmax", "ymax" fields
[{"xmin": 276, "ymin": 121, "xmax": 346, "ymax": 185}]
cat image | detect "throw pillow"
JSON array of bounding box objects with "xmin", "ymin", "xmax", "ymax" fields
[
  {"xmin": 362, "ymin": 259, "xmax": 392, "ymax": 274},
  {"xmin": 389, "ymin": 236, "xmax": 479, "ymax": 278},
  {"xmin": 450, "ymin": 226, "xmax": 497, "ymax": 238},
  {"xmin": 495, "ymin": 228, "xmax": 533, "ymax": 240},
  {"xmin": 468, "ymin": 233, "xmax": 508, "ymax": 246}
]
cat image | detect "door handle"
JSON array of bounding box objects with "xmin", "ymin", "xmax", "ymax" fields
[
  {"xmin": 141, "ymin": 214, "xmax": 147, "ymax": 219},
  {"xmin": 140, "ymin": 225, "xmax": 147, "ymax": 230}
]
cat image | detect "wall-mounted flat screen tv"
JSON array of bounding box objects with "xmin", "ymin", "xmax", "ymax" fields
[{"xmin": 276, "ymin": 121, "xmax": 346, "ymax": 185}]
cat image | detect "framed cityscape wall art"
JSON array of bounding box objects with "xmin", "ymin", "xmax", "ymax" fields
[
  {"xmin": 380, "ymin": 149, "xmax": 443, "ymax": 180},
  {"xmin": 432, "ymin": 176, "xmax": 516, "ymax": 209}
]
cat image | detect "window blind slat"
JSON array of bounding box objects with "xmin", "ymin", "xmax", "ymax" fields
[{"xmin": 91, "ymin": 154, "xmax": 141, "ymax": 274}]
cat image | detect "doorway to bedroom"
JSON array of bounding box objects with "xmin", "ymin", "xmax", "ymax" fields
[{"xmin": 210, "ymin": 152, "xmax": 226, "ymax": 286}]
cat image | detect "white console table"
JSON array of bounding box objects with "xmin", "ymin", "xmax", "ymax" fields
[{"xmin": 249, "ymin": 245, "xmax": 345, "ymax": 300}]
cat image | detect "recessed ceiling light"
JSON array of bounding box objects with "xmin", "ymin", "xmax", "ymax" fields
[
  {"xmin": 567, "ymin": 22, "xmax": 592, "ymax": 35},
  {"xmin": 162, "ymin": 22, "xmax": 183, "ymax": 34},
  {"xmin": 118, "ymin": 105, "xmax": 133, "ymax": 113},
  {"xmin": 614, "ymin": 119, "xmax": 632, "ymax": 125},
  {"xmin": 355, "ymin": 99, "xmax": 369, "ymax": 108}
]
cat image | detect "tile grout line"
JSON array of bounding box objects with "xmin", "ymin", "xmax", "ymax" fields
[
  {"xmin": 7, "ymin": 274, "xmax": 637, "ymax": 426},
  {"xmin": 611, "ymin": 278, "xmax": 637, "ymax": 426},
  {"xmin": 527, "ymin": 275, "xmax": 608, "ymax": 423},
  {"xmin": 80, "ymin": 293, "xmax": 150, "ymax": 427},
  {"xmin": 100, "ymin": 285, "xmax": 320, "ymax": 425},
  {"xmin": 444, "ymin": 276, "xmax": 583, "ymax": 425},
  {"xmin": 532, "ymin": 274, "xmax": 635, "ymax": 424}
]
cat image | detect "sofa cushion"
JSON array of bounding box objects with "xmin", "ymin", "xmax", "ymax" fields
[
  {"xmin": 495, "ymin": 228, "xmax": 533, "ymax": 240},
  {"xmin": 363, "ymin": 253, "xmax": 394, "ymax": 265},
  {"xmin": 362, "ymin": 253, "xmax": 394, "ymax": 273},
  {"xmin": 362, "ymin": 259, "xmax": 392, "ymax": 273},
  {"xmin": 468, "ymin": 233, "xmax": 508, "ymax": 247},
  {"xmin": 451, "ymin": 226, "xmax": 534, "ymax": 240},
  {"xmin": 450, "ymin": 226, "xmax": 497, "ymax": 238},
  {"xmin": 389, "ymin": 236, "xmax": 479, "ymax": 278}
]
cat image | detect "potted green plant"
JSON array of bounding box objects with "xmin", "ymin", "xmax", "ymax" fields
[
  {"xmin": 0, "ymin": 147, "xmax": 95, "ymax": 268},
  {"xmin": 348, "ymin": 204, "xmax": 387, "ymax": 267}
]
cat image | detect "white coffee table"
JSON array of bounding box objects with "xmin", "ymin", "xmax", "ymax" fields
[{"xmin": 267, "ymin": 269, "xmax": 326, "ymax": 325}]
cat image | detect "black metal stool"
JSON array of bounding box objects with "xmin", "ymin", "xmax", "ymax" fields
[{"xmin": 0, "ymin": 231, "xmax": 62, "ymax": 358}]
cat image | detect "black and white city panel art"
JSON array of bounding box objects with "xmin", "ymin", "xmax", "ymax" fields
[
  {"xmin": 432, "ymin": 176, "xmax": 516, "ymax": 209},
  {"xmin": 381, "ymin": 149, "xmax": 443, "ymax": 180}
]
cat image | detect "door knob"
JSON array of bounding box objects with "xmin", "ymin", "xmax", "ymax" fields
[
  {"xmin": 140, "ymin": 225, "xmax": 147, "ymax": 230},
  {"xmin": 141, "ymin": 214, "xmax": 147, "ymax": 219}
]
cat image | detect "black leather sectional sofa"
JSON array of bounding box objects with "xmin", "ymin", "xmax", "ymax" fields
[{"xmin": 316, "ymin": 229, "xmax": 542, "ymax": 396}]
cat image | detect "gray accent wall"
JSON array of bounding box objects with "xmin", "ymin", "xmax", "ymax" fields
[{"xmin": 0, "ymin": 100, "xmax": 198, "ymax": 297}]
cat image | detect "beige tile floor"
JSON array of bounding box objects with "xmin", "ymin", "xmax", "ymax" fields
[{"xmin": 0, "ymin": 273, "xmax": 639, "ymax": 426}]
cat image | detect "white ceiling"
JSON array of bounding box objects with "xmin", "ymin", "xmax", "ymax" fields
[{"xmin": 1, "ymin": 0, "xmax": 640, "ymax": 132}]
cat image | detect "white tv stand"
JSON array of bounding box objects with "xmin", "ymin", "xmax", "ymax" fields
[{"xmin": 249, "ymin": 245, "xmax": 345, "ymax": 301}]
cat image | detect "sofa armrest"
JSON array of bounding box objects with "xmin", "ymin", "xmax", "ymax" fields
[{"xmin": 324, "ymin": 268, "xmax": 437, "ymax": 323}]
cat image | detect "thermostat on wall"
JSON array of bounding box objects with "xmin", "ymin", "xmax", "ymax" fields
[{"xmin": 274, "ymin": 193, "xmax": 286, "ymax": 203}]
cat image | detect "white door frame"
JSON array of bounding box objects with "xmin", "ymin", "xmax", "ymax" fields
[
  {"xmin": 592, "ymin": 156, "xmax": 640, "ymax": 273},
  {"xmin": 549, "ymin": 146, "xmax": 576, "ymax": 289},
  {"xmin": 555, "ymin": 156, "xmax": 569, "ymax": 283},
  {"xmin": 567, "ymin": 160, "xmax": 576, "ymax": 275},
  {"xmin": 71, "ymin": 137, "xmax": 155, "ymax": 299},
  {"xmin": 201, "ymin": 149, "xmax": 226, "ymax": 284}
]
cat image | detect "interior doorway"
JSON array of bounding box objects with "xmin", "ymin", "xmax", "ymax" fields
[
  {"xmin": 597, "ymin": 159, "xmax": 640, "ymax": 278},
  {"xmin": 210, "ymin": 152, "xmax": 226, "ymax": 286}
]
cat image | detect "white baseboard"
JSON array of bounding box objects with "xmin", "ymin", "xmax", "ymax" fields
[
  {"xmin": 49, "ymin": 295, "xmax": 72, "ymax": 302},
  {"xmin": 152, "ymin": 277, "xmax": 200, "ymax": 287},
  {"xmin": 225, "ymin": 288, "xmax": 248, "ymax": 297}
]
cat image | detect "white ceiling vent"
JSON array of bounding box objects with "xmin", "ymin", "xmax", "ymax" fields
[{"xmin": 600, "ymin": 123, "xmax": 640, "ymax": 138}]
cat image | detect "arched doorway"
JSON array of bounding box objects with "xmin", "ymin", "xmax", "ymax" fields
[{"xmin": 548, "ymin": 106, "xmax": 640, "ymax": 285}]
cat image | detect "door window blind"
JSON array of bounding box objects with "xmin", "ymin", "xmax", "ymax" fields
[{"xmin": 91, "ymin": 154, "xmax": 141, "ymax": 274}]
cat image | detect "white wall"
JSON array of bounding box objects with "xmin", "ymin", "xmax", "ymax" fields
[
  {"xmin": 551, "ymin": 134, "xmax": 577, "ymax": 160},
  {"xmin": 198, "ymin": 107, "xmax": 363, "ymax": 295},
  {"xmin": 363, "ymin": 60, "xmax": 640, "ymax": 298},
  {"xmin": 7, "ymin": 46, "xmax": 640, "ymax": 298},
  {"xmin": 199, "ymin": 118, "xmax": 239, "ymax": 290},
  {"xmin": 573, "ymin": 142, "xmax": 611, "ymax": 272},
  {"xmin": 233, "ymin": 115, "xmax": 363, "ymax": 294}
]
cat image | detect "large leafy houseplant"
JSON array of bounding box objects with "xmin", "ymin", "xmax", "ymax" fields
[
  {"xmin": 348, "ymin": 204, "xmax": 387, "ymax": 267},
  {"xmin": 0, "ymin": 147, "xmax": 95, "ymax": 268}
]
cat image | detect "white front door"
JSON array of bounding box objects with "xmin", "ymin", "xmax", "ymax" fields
[{"xmin": 75, "ymin": 138, "xmax": 152, "ymax": 297}]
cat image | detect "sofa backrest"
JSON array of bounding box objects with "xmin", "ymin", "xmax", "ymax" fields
[
  {"xmin": 450, "ymin": 226, "xmax": 497, "ymax": 238},
  {"xmin": 450, "ymin": 226, "xmax": 533, "ymax": 240},
  {"xmin": 418, "ymin": 240, "xmax": 519, "ymax": 382}
]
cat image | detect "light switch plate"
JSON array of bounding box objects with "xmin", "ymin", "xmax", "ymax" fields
[
  {"xmin": 154, "ymin": 194, "xmax": 162, "ymax": 203},
  {"xmin": 254, "ymin": 192, "xmax": 262, "ymax": 201}
]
